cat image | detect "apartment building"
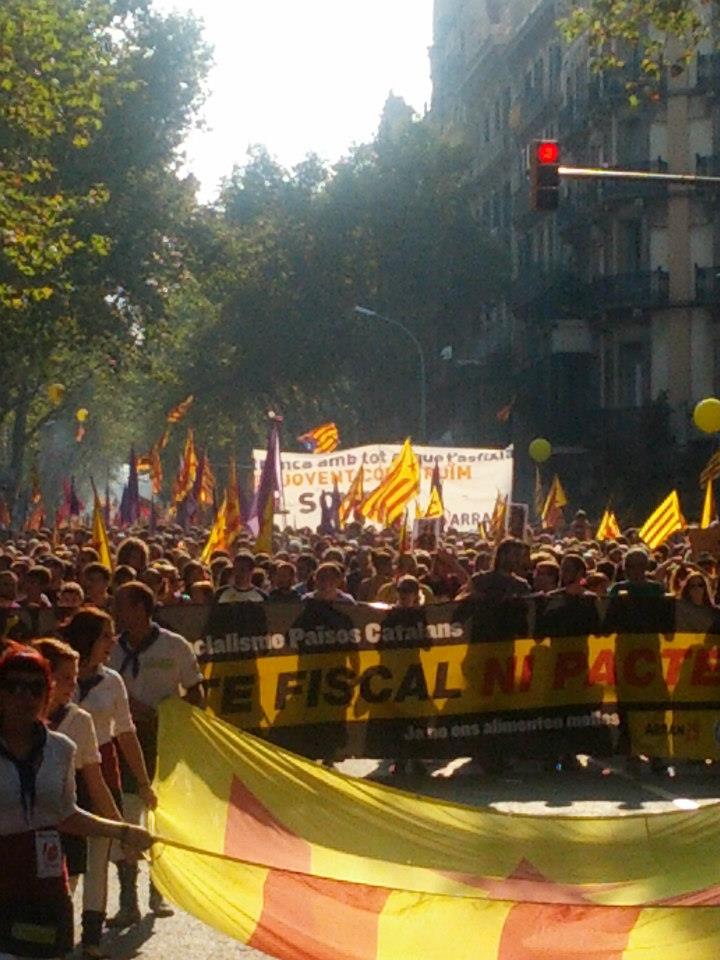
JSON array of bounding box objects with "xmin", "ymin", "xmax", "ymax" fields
[{"xmin": 430, "ymin": 0, "xmax": 720, "ymax": 510}]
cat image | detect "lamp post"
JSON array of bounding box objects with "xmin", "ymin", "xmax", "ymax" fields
[{"xmin": 353, "ymin": 305, "xmax": 428, "ymax": 442}]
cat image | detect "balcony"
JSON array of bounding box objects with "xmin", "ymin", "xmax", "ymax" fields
[
  {"xmin": 511, "ymin": 265, "xmax": 590, "ymax": 319},
  {"xmin": 697, "ymin": 52, "xmax": 720, "ymax": 92},
  {"xmin": 598, "ymin": 159, "xmax": 669, "ymax": 203},
  {"xmin": 589, "ymin": 269, "xmax": 669, "ymax": 310},
  {"xmin": 696, "ymin": 154, "xmax": 720, "ymax": 177},
  {"xmin": 695, "ymin": 266, "xmax": 720, "ymax": 305}
]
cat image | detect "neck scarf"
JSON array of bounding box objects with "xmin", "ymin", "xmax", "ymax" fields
[
  {"xmin": 0, "ymin": 721, "xmax": 47, "ymax": 823},
  {"xmin": 118, "ymin": 624, "xmax": 159, "ymax": 679},
  {"xmin": 77, "ymin": 672, "xmax": 103, "ymax": 702}
]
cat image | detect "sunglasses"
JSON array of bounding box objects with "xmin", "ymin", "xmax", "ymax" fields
[{"xmin": 0, "ymin": 678, "xmax": 46, "ymax": 697}]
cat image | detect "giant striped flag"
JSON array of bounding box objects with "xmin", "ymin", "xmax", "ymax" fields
[
  {"xmin": 152, "ymin": 700, "xmax": 720, "ymax": 960},
  {"xmin": 359, "ymin": 438, "xmax": 420, "ymax": 527},
  {"xmin": 298, "ymin": 422, "xmax": 339, "ymax": 454},
  {"xmin": 639, "ymin": 490, "xmax": 684, "ymax": 550}
]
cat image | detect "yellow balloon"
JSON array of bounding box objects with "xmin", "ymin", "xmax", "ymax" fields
[
  {"xmin": 75, "ymin": 407, "xmax": 89, "ymax": 423},
  {"xmin": 693, "ymin": 398, "xmax": 720, "ymax": 434},
  {"xmin": 46, "ymin": 383, "xmax": 65, "ymax": 406},
  {"xmin": 529, "ymin": 437, "xmax": 552, "ymax": 463}
]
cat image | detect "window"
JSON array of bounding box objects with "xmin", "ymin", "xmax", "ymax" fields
[{"xmin": 618, "ymin": 341, "xmax": 649, "ymax": 408}]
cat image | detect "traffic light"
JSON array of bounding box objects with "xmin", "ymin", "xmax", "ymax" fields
[{"xmin": 530, "ymin": 139, "xmax": 560, "ymax": 211}]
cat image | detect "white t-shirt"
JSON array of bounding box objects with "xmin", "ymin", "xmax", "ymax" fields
[
  {"xmin": 0, "ymin": 729, "xmax": 76, "ymax": 835},
  {"xmin": 73, "ymin": 665, "xmax": 135, "ymax": 746},
  {"xmin": 217, "ymin": 585, "xmax": 267, "ymax": 603},
  {"xmin": 55, "ymin": 703, "xmax": 101, "ymax": 771},
  {"xmin": 108, "ymin": 624, "xmax": 204, "ymax": 709}
]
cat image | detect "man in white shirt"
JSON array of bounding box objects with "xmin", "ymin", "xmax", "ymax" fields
[
  {"xmin": 109, "ymin": 580, "xmax": 205, "ymax": 926},
  {"xmin": 216, "ymin": 551, "xmax": 267, "ymax": 603}
]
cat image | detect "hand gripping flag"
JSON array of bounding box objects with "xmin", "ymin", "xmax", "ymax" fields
[
  {"xmin": 359, "ymin": 438, "xmax": 420, "ymax": 527},
  {"xmin": 639, "ymin": 490, "xmax": 685, "ymax": 550},
  {"xmin": 298, "ymin": 422, "xmax": 339, "ymax": 454},
  {"xmin": 151, "ymin": 700, "xmax": 720, "ymax": 960}
]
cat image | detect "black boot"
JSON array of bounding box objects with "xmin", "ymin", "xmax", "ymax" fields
[
  {"xmin": 81, "ymin": 910, "xmax": 109, "ymax": 958},
  {"xmin": 149, "ymin": 881, "xmax": 174, "ymax": 918},
  {"xmin": 107, "ymin": 862, "xmax": 141, "ymax": 928}
]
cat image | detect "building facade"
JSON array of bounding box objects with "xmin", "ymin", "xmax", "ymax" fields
[{"xmin": 430, "ymin": 0, "xmax": 720, "ymax": 514}]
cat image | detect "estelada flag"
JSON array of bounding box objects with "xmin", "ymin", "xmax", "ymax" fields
[
  {"xmin": 152, "ymin": 700, "xmax": 720, "ymax": 960},
  {"xmin": 298, "ymin": 422, "xmax": 339, "ymax": 454}
]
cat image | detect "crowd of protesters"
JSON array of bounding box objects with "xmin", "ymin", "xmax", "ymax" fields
[{"xmin": 1, "ymin": 508, "xmax": 719, "ymax": 958}]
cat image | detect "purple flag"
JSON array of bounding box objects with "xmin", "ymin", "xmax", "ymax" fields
[{"xmin": 247, "ymin": 418, "xmax": 283, "ymax": 541}]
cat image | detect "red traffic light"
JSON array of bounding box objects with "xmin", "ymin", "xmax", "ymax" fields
[{"xmin": 536, "ymin": 140, "xmax": 559, "ymax": 164}]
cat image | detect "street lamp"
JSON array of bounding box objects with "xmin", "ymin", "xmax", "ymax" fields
[{"xmin": 353, "ymin": 305, "xmax": 428, "ymax": 442}]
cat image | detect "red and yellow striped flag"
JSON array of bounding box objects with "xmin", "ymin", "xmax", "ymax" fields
[
  {"xmin": 541, "ymin": 474, "xmax": 567, "ymax": 531},
  {"xmin": 639, "ymin": 490, "xmax": 684, "ymax": 550},
  {"xmin": 166, "ymin": 394, "xmax": 194, "ymax": 424},
  {"xmin": 596, "ymin": 508, "xmax": 622, "ymax": 542},
  {"xmin": 338, "ymin": 465, "xmax": 364, "ymax": 528},
  {"xmin": 152, "ymin": 700, "xmax": 720, "ymax": 960},
  {"xmin": 200, "ymin": 494, "xmax": 228, "ymax": 564},
  {"xmin": 298, "ymin": 422, "xmax": 339, "ymax": 454},
  {"xmin": 359, "ymin": 438, "xmax": 419, "ymax": 527},
  {"xmin": 172, "ymin": 428, "xmax": 199, "ymax": 504}
]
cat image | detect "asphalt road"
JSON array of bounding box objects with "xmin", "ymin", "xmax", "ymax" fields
[{"xmin": 71, "ymin": 756, "xmax": 720, "ymax": 960}]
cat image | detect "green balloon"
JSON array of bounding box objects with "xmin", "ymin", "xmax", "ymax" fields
[{"xmin": 529, "ymin": 437, "xmax": 552, "ymax": 463}]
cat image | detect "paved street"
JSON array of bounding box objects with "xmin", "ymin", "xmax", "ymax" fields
[{"xmin": 72, "ymin": 756, "xmax": 720, "ymax": 960}]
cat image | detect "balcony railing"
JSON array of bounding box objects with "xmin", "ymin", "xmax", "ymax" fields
[
  {"xmin": 590, "ymin": 269, "xmax": 669, "ymax": 310},
  {"xmin": 696, "ymin": 266, "xmax": 720, "ymax": 305},
  {"xmin": 598, "ymin": 159, "xmax": 669, "ymax": 202},
  {"xmin": 696, "ymin": 154, "xmax": 720, "ymax": 177}
]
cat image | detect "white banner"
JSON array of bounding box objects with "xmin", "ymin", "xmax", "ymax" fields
[{"xmin": 253, "ymin": 444, "xmax": 513, "ymax": 531}]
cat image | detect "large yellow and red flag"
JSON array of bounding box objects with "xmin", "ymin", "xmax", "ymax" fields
[
  {"xmin": 199, "ymin": 494, "xmax": 228, "ymax": 564},
  {"xmin": 359, "ymin": 438, "xmax": 419, "ymax": 527},
  {"xmin": 152, "ymin": 700, "xmax": 720, "ymax": 960}
]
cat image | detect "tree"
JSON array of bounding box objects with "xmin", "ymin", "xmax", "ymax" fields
[
  {"xmin": 559, "ymin": 0, "xmax": 711, "ymax": 85},
  {"xmin": 0, "ymin": 0, "xmax": 210, "ymax": 510}
]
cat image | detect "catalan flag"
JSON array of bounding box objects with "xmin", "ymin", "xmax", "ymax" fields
[
  {"xmin": 90, "ymin": 480, "xmax": 113, "ymax": 570},
  {"xmin": 298, "ymin": 422, "xmax": 339, "ymax": 454},
  {"xmin": 596, "ymin": 507, "xmax": 622, "ymax": 542},
  {"xmin": 248, "ymin": 418, "xmax": 283, "ymax": 554},
  {"xmin": 338, "ymin": 465, "xmax": 364, "ymax": 528},
  {"xmin": 172, "ymin": 428, "xmax": 199, "ymax": 504},
  {"xmin": 541, "ymin": 474, "xmax": 567, "ymax": 531},
  {"xmin": 424, "ymin": 462, "xmax": 444, "ymax": 519},
  {"xmin": 489, "ymin": 492, "xmax": 508, "ymax": 543},
  {"xmin": 701, "ymin": 479, "xmax": 717, "ymax": 530},
  {"xmin": 152, "ymin": 700, "xmax": 720, "ymax": 960},
  {"xmin": 166, "ymin": 394, "xmax": 194, "ymax": 424},
  {"xmin": 639, "ymin": 490, "xmax": 684, "ymax": 550},
  {"xmin": 359, "ymin": 438, "xmax": 420, "ymax": 527},
  {"xmin": 200, "ymin": 495, "xmax": 228, "ymax": 564},
  {"xmin": 700, "ymin": 449, "xmax": 720, "ymax": 488},
  {"xmin": 224, "ymin": 457, "xmax": 243, "ymax": 547},
  {"xmin": 194, "ymin": 450, "xmax": 216, "ymax": 508}
]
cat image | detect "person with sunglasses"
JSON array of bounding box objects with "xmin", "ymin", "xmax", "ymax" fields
[{"xmin": 0, "ymin": 644, "xmax": 151, "ymax": 960}]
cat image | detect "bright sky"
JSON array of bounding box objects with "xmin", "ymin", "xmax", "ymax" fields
[{"xmin": 152, "ymin": 0, "xmax": 435, "ymax": 201}]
